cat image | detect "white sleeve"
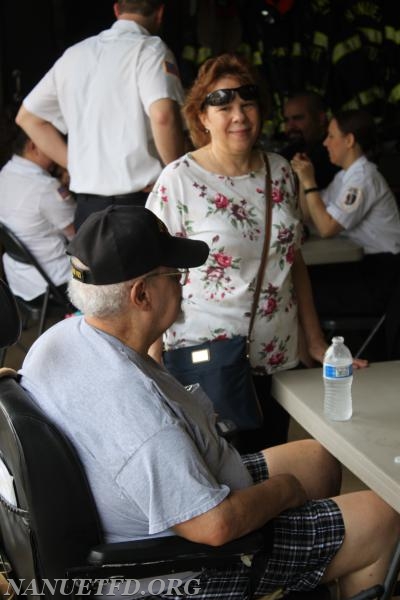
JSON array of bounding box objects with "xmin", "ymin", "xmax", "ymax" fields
[
  {"xmin": 38, "ymin": 178, "xmax": 76, "ymax": 231},
  {"xmin": 137, "ymin": 39, "xmax": 185, "ymax": 114},
  {"xmin": 23, "ymin": 61, "xmax": 67, "ymax": 134},
  {"xmin": 326, "ymin": 172, "xmax": 373, "ymax": 230},
  {"xmin": 146, "ymin": 162, "xmax": 187, "ymax": 236}
]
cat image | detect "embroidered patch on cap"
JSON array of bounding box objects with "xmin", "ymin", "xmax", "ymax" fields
[
  {"xmin": 339, "ymin": 187, "xmax": 363, "ymax": 212},
  {"xmin": 164, "ymin": 60, "xmax": 179, "ymax": 77},
  {"xmin": 57, "ymin": 185, "xmax": 71, "ymax": 200}
]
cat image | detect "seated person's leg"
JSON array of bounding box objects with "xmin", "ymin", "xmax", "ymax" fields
[
  {"xmin": 254, "ymin": 443, "xmax": 399, "ymax": 598},
  {"xmin": 263, "ymin": 438, "xmax": 342, "ymax": 499},
  {"xmin": 321, "ymin": 491, "xmax": 400, "ymax": 598}
]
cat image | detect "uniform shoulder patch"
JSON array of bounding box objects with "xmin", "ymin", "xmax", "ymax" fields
[
  {"xmin": 57, "ymin": 185, "xmax": 71, "ymax": 200},
  {"xmin": 164, "ymin": 60, "xmax": 180, "ymax": 77},
  {"xmin": 339, "ymin": 187, "xmax": 363, "ymax": 212}
]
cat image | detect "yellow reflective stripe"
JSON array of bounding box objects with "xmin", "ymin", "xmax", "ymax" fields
[
  {"xmin": 359, "ymin": 87, "xmax": 384, "ymax": 104},
  {"xmin": 385, "ymin": 26, "xmax": 400, "ymax": 45},
  {"xmin": 358, "ymin": 27, "xmax": 382, "ymax": 44},
  {"xmin": 262, "ymin": 119, "xmax": 275, "ymax": 138},
  {"xmin": 272, "ymin": 46, "xmax": 289, "ymax": 58},
  {"xmin": 342, "ymin": 98, "xmax": 361, "ymax": 111},
  {"xmin": 389, "ymin": 84, "xmax": 400, "ymax": 103},
  {"xmin": 292, "ymin": 42, "xmax": 302, "ymax": 57},
  {"xmin": 341, "ymin": 86, "xmax": 384, "ymax": 111},
  {"xmin": 332, "ymin": 35, "xmax": 361, "ymax": 63},
  {"xmin": 237, "ymin": 42, "xmax": 252, "ymax": 60},
  {"xmin": 253, "ymin": 50, "xmax": 263, "ymax": 66},
  {"xmin": 197, "ymin": 46, "xmax": 212, "ymax": 64},
  {"xmin": 182, "ymin": 45, "xmax": 196, "ymax": 62},
  {"xmin": 313, "ymin": 31, "xmax": 329, "ymax": 49},
  {"xmin": 308, "ymin": 84, "xmax": 325, "ymax": 96}
]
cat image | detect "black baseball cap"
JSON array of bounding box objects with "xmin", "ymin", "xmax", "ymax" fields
[{"xmin": 67, "ymin": 205, "xmax": 209, "ymax": 285}]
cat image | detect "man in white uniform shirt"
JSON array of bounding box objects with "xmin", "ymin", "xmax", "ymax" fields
[
  {"xmin": 16, "ymin": 0, "xmax": 186, "ymax": 229},
  {"xmin": 0, "ymin": 129, "xmax": 75, "ymax": 301}
]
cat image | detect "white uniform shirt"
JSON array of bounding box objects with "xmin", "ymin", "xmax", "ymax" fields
[
  {"xmin": 321, "ymin": 155, "xmax": 400, "ymax": 254},
  {"xmin": 0, "ymin": 155, "xmax": 76, "ymax": 300},
  {"xmin": 146, "ymin": 152, "xmax": 302, "ymax": 374},
  {"xmin": 23, "ymin": 19, "xmax": 185, "ymax": 195}
]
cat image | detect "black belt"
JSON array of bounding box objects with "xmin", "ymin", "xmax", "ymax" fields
[{"xmin": 76, "ymin": 192, "xmax": 146, "ymax": 202}]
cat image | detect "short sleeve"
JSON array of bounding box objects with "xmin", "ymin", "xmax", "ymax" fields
[
  {"xmin": 146, "ymin": 161, "xmax": 187, "ymax": 236},
  {"xmin": 137, "ymin": 41, "xmax": 184, "ymax": 114},
  {"xmin": 23, "ymin": 62, "xmax": 67, "ymax": 134},
  {"xmin": 327, "ymin": 182, "xmax": 370, "ymax": 230},
  {"xmin": 38, "ymin": 179, "xmax": 76, "ymax": 230},
  {"xmin": 116, "ymin": 425, "xmax": 230, "ymax": 535}
]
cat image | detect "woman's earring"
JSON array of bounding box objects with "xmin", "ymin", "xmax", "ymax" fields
[{"xmin": 204, "ymin": 128, "xmax": 209, "ymax": 133}]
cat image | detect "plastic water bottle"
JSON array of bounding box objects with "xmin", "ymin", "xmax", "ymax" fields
[{"xmin": 323, "ymin": 336, "xmax": 353, "ymax": 421}]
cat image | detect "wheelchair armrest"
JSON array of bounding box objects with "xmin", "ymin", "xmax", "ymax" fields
[
  {"xmin": 88, "ymin": 531, "xmax": 265, "ymax": 573},
  {"xmin": 346, "ymin": 585, "xmax": 384, "ymax": 600}
]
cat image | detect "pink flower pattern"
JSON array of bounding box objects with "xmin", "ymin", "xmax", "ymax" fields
[
  {"xmin": 206, "ymin": 191, "xmax": 261, "ymax": 240},
  {"xmin": 272, "ymin": 222, "xmax": 297, "ymax": 270},
  {"xmin": 200, "ymin": 235, "xmax": 240, "ymax": 301},
  {"xmin": 259, "ymin": 335, "xmax": 291, "ymax": 367},
  {"xmin": 146, "ymin": 153, "xmax": 301, "ymax": 373}
]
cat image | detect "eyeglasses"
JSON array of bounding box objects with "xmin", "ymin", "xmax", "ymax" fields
[
  {"xmin": 143, "ymin": 269, "xmax": 190, "ymax": 286},
  {"xmin": 202, "ymin": 84, "xmax": 259, "ymax": 108}
]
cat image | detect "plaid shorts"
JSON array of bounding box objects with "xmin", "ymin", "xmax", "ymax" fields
[{"xmin": 181, "ymin": 452, "xmax": 345, "ymax": 599}]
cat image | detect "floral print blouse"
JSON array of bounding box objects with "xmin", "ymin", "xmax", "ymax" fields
[{"xmin": 146, "ymin": 151, "xmax": 302, "ymax": 374}]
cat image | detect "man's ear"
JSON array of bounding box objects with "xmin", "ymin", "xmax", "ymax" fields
[
  {"xmin": 24, "ymin": 139, "xmax": 35, "ymax": 154},
  {"xmin": 346, "ymin": 132, "xmax": 356, "ymax": 149},
  {"xmin": 131, "ymin": 280, "xmax": 151, "ymax": 309},
  {"xmin": 155, "ymin": 4, "xmax": 165, "ymax": 27},
  {"xmin": 113, "ymin": 3, "xmax": 120, "ymax": 18}
]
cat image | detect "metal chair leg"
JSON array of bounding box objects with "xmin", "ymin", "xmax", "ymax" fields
[
  {"xmin": 380, "ymin": 538, "xmax": 400, "ymax": 600},
  {"xmin": 38, "ymin": 287, "xmax": 50, "ymax": 336},
  {"xmin": 347, "ymin": 538, "xmax": 400, "ymax": 600}
]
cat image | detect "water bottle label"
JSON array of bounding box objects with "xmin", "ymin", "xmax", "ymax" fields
[{"xmin": 323, "ymin": 364, "xmax": 353, "ymax": 379}]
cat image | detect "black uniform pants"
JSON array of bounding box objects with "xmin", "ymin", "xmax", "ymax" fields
[{"xmin": 74, "ymin": 191, "xmax": 148, "ymax": 230}]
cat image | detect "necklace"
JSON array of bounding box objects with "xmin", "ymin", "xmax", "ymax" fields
[{"xmin": 206, "ymin": 147, "xmax": 261, "ymax": 177}]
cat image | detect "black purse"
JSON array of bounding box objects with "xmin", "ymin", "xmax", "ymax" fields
[{"xmin": 164, "ymin": 154, "xmax": 273, "ymax": 431}]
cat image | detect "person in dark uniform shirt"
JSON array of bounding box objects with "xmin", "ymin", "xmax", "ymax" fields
[{"xmin": 280, "ymin": 91, "xmax": 339, "ymax": 189}]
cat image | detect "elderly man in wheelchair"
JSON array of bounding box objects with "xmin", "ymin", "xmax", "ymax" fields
[{"xmin": 7, "ymin": 205, "xmax": 399, "ymax": 599}]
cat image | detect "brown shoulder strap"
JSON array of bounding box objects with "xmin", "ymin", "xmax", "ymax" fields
[{"xmin": 246, "ymin": 153, "xmax": 272, "ymax": 354}]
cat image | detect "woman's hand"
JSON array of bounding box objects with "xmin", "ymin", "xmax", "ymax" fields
[
  {"xmin": 291, "ymin": 153, "xmax": 316, "ymax": 188},
  {"xmin": 306, "ymin": 337, "xmax": 369, "ymax": 369},
  {"xmin": 352, "ymin": 357, "xmax": 369, "ymax": 369}
]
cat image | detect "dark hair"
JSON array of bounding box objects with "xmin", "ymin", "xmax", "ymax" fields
[
  {"xmin": 286, "ymin": 91, "xmax": 327, "ymax": 115},
  {"xmin": 332, "ymin": 109, "xmax": 376, "ymax": 154},
  {"xmin": 0, "ymin": 108, "xmax": 19, "ymax": 166},
  {"xmin": 117, "ymin": 0, "xmax": 163, "ymax": 16},
  {"xmin": 12, "ymin": 127, "xmax": 30, "ymax": 156},
  {"xmin": 183, "ymin": 53, "xmax": 268, "ymax": 148}
]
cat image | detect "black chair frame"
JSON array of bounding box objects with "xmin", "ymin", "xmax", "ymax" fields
[
  {"xmin": 0, "ymin": 221, "xmax": 70, "ymax": 337},
  {"xmin": 0, "ymin": 371, "xmax": 267, "ymax": 599},
  {"xmin": 0, "ymin": 280, "xmax": 22, "ymax": 368}
]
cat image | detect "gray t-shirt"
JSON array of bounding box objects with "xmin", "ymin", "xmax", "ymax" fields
[{"xmin": 20, "ymin": 317, "xmax": 252, "ymax": 543}]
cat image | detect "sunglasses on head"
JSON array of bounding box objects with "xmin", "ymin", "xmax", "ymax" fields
[{"xmin": 202, "ymin": 84, "xmax": 259, "ymax": 108}]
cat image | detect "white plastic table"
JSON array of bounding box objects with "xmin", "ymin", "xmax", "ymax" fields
[{"xmin": 272, "ymin": 361, "xmax": 400, "ymax": 512}]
